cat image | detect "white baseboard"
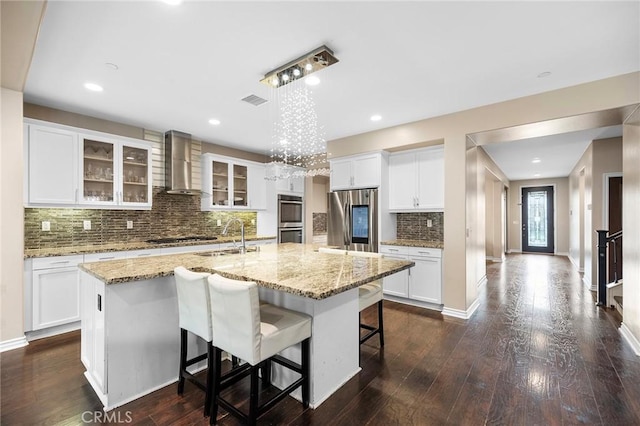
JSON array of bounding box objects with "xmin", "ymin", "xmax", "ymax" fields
[
  {"xmin": 477, "ymin": 275, "xmax": 487, "ymax": 288},
  {"xmin": 26, "ymin": 321, "xmax": 81, "ymax": 342},
  {"xmin": 619, "ymin": 323, "xmax": 640, "ymax": 357},
  {"xmin": 568, "ymin": 255, "xmax": 580, "ymax": 271},
  {"xmin": 0, "ymin": 335, "xmax": 28, "ymax": 353},
  {"xmin": 383, "ymin": 295, "xmax": 443, "ymax": 312},
  {"xmin": 486, "ymin": 256, "xmax": 504, "ymax": 263},
  {"xmin": 582, "ymin": 274, "xmax": 596, "ymax": 291},
  {"xmin": 556, "ymin": 252, "xmax": 569, "ymax": 257},
  {"xmin": 507, "ymin": 249, "xmax": 521, "ymax": 254},
  {"xmin": 442, "ymin": 298, "xmax": 480, "ymax": 320}
]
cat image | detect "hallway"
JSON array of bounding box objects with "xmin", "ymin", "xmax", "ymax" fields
[{"xmin": 2, "ymin": 254, "xmax": 639, "ymax": 425}]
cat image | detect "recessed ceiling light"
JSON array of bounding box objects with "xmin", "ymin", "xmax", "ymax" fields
[
  {"xmin": 84, "ymin": 82, "xmax": 103, "ymax": 92},
  {"xmin": 305, "ymin": 76, "xmax": 320, "ymax": 86},
  {"xmin": 105, "ymin": 63, "xmax": 119, "ymax": 71},
  {"xmin": 532, "ymin": 158, "xmax": 541, "ymax": 163},
  {"xmin": 208, "ymin": 118, "xmax": 221, "ymax": 126},
  {"xmin": 534, "ymin": 173, "xmax": 541, "ymax": 177},
  {"xmin": 370, "ymin": 115, "xmax": 382, "ymax": 122},
  {"xmin": 537, "ymin": 71, "xmax": 552, "ymax": 78}
]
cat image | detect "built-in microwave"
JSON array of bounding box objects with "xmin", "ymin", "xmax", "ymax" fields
[{"xmin": 278, "ymin": 194, "xmax": 303, "ymax": 228}]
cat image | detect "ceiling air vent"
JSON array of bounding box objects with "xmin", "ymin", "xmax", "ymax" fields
[{"xmin": 241, "ymin": 94, "xmax": 268, "ymax": 106}]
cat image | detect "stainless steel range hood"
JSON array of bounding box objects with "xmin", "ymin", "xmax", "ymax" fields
[{"xmin": 164, "ymin": 130, "xmax": 199, "ymax": 194}]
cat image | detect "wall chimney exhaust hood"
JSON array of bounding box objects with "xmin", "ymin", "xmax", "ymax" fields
[{"xmin": 165, "ymin": 130, "xmax": 199, "ymax": 194}]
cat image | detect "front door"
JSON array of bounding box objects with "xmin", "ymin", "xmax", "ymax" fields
[{"xmin": 522, "ymin": 186, "xmax": 555, "ymax": 253}]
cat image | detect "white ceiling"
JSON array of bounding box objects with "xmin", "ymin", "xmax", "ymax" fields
[
  {"xmin": 24, "ymin": 1, "xmax": 639, "ymax": 176},
  {"xmin": 481, "ymin": 125, "xmax": 622, "ymax": 181}
]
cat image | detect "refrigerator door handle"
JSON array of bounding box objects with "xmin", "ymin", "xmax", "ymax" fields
[{"xmin": 343, "ymin": 201, "xmax": 350, "ymax": 247}]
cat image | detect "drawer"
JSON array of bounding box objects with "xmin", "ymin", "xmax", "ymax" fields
[
  {"xmin": 125, "ymin": 248, "xmax": 163, "ymax": 258},
  {"xmin": 408, "ymin": 247, "xmax": 442, "ymax": 258},
  {"xmin": 84, "ymin": 252, "xmax": 128, "ymax": 263},
  {"xmin": 380, "ymin": 245, "xmax": 409, "ymax": 256},
  {"xmin": 32, "ymin": 255, "xmax": 84, "ymax": 270}
]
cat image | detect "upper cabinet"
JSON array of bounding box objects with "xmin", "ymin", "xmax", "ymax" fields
[
  {"xmin": 25, "ymin": 120, "xmax": 153, "ymax": 209},
  {"xmin": 80, "ymin": 134, "xmax": 152, "ymax": 208},
  {"xmin": 27, "ymin": 124, "xmax": 79, "ymax": 205},
  {"xmin": 388, "ymin": 146, "xmax": 444, "ymax": 212},
  {"xmin": 329, "ymin": 153, "xmax": 383, "ymax": 191},
  {"xmin": 269, "ymin": 163, "xmax": 305, "ymax": 196},
  {"xmin": 201, "ymin": 153, "xmax": 266, "ymax": 210}
]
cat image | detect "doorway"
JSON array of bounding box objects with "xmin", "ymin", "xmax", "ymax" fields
[
  {"xmin": 522, "ymin": 186, "xmax": 555, "ymax": 253},
  {"xmin": 606, "ymin": 175, "xmax": 623, "ymax": 282}
]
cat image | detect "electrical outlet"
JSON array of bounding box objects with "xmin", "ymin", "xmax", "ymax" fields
[
  {"xmin": 42, "ymin": 221, "xmax": 50, "ymax": 231},
  {"xmin": 83, "ymin": 220, "xmax": 91, "ymax": 230},
  {"xmin": 426, "ymin": 219, "xmax": 433, "ymax": 228},
  {"xmin": 251, "ymin": 219, "xmax": 256, "ymax": 225},
  {"xmin": 126, "ymin": 220, "xmax": 133, "ymax": 229},
  {"xmin": 217, "ymin": 219, "xmax": 222, "ymax": 226}
]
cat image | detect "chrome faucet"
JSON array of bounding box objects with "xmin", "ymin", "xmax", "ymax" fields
[{"xmin": 222, "ymin": 217, "xmax": 246, "ymax": 254}]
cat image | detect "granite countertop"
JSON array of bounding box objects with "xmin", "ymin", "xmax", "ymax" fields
[
  {"xmin": 380, "ymin": 239, "xmax": 444, "ymax": 249},
  {"xmin": 23, "ymin": 235, "xmax": 277, "ymax": 259},
  {"xmin": 78, "ymin": 243, "xmax": 414, "ymax": 300}
]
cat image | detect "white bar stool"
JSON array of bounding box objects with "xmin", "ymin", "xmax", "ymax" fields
[
  {"xmin": 319, "ymin": 248, "xmax": 385, "ymax": 348},
  {"xmin": 174, "ymin": 266, "xmax": 214, "ymax": 417},
  {"xmin": 346, "ymin": 250, "xmax": 385, "ymax": 347},
  {"xmin": 207, "ymin": 274, "xmax": 311, "ymax": 425}
]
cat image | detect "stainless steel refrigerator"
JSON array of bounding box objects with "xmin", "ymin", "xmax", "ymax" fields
[{"xmin": 327, "ymin": 188, "xmax": 378, "ymax": 252}]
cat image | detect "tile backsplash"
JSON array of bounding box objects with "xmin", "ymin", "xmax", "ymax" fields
[
  {"xmin": 24, "ymin": 188, "xmax": 257, "ymax": 250},
  {"xmin": 396, "ymin": 212, "xmax": 444, "ymax": 241},
  {"xmin": 312, "ymin": 213, "xmax": 327, "ymax": 235}
]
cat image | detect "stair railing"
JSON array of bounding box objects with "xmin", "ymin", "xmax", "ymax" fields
[{"xmin": 595, "ymin": 229, "xmax": 623, "ymax": 307}]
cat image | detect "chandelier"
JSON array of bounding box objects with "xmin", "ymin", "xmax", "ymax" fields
[{"xmin": 262, "ymin": 45, "xmax": 338, "ymax": 180}]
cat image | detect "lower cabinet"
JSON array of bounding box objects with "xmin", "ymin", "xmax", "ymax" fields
[
  {"xmin": 31, "ymin": 255, "xmax": 84, "ymax": 331},
  {"xmin": 81, "ymin": 274, "xmax": 106, "ymax": 395},
  {"xmin": 380, "ymin": 245, "xmax": 442, "ymax": 309}
]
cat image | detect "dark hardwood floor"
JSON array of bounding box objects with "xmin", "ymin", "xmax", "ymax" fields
[{"xmin": 3, "ymin": 254, "xmax": 640, "ymax": 425}]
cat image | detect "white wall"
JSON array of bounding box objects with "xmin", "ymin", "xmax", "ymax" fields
[
  {"xmin": 1, "ymin": 88, "xmax": 26, "ymax": 346},
  {"xmin": 622, "ymin": 109, "xmax": 640, "ymax": 353}
]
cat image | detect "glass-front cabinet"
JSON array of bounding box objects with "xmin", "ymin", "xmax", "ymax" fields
[
  {"xmin": 80, "ymin": 134, "xmax": 152, "ymax": 208},
  {"xmin": 201, "ymin": 153, "xmax": 265, "ymax": 211}
]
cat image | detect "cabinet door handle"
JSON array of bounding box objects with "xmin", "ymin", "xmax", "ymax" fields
[
  {"xmin": 388, "ymin": 248, "xmax": 399, "ymax": 252},
  {"xmin": 99, "ymin": 256, "xmax": 115, "ymax": 260},
  {"xmin": 416, "ymin": 197, "xmax": 419, "ymax": 207},
  {"xmin": 75, "ymin": 188, "xmax": 79, "ymax": 203},
  {"xmin": 51, "ymin": 260, "xmax": 70, "ymax": 265},
  {"xmin": 97, "ymin": 294, "xmax": 102, "ymax": 312},
  {"xmin": 136, "ymin": 253, "xmax": 151, "ymax": 257}
]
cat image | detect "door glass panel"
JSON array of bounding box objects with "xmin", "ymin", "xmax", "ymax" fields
[
  {"xmin": 233, "ymin": 164, "xmax": 248, "ymax": 206},
  {"xmin": 212, "ymin": 161, "xmax": 229, "ymax": 206},
  {"xmin": 122, "ymin": 146, "xmax": 148, "ymax": 203},
  {"xmin": 527, "ymin": 190, "xmax": 547, "ymax": 247},
  {"xmin": 83, "ymin": 139, "xmax": 114, "ymax": 202}
]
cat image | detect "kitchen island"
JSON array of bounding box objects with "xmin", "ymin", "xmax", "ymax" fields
[{"xmin": 78, "ymin": 243, "xmax": 413, "ymax": 411}]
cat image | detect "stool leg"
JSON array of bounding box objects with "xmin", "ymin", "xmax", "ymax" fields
[
  {"xmin": 378, "ymin": 300, "xmax": 385, "ymax": 347},
  {"xmin": 301, "ymin": 338, "xmax": 310, "ymax": 409},
  {"xmin": 249, "ymin": 365, "xmax": 259, "ymax": 426},
  {"xmin": 204, "ymin": 342, "xmax": 213, "ymax": 417},
  {"xmin": 261, "ymin": 360, "xmax": 271, "ymax": 387},
  {"xmin": 232, "ymin": 355, "xmax": 239, "ymax": 368},
  {"xmin": 178, "ymin": 328, "xmax": 187, "ymax": 395},
  {"xmin": 209, "ymin": 347, "xmax": 222, "ymax": 425}
]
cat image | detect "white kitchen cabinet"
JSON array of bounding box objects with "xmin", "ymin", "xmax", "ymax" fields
[
  {"xmin": 380, "ymin": 244, "xmax": 442, "ymax": 309},
  {"xmin": 380, "ymin": 246, "xmax": 410, "ymax": 297},
  {"xmin": 201, "ymin": 154, "xmax": 267, "ymax": 210},
  {"xmin": 31, "ymin": 255, "xmax": 83, "ymax": 330},
  {"xmin": 79, "ymin": 134, "xmax": 152, "ymax": 209},
  {"xmin": 269, "ymin": 163, "xmax": 305, "ymax": 195},
  {"xmin": 26, "ymin": 124, "xmax": 79, "ymax": 205},
  {"xmin": 329, "ymin": 153, "xmax": 383, "ymax": 191},
  {"xmin": 407, "ymin": 247, "xmax": 442, "ymax": 304},
  {"xmin": 389, "ymin": 146, "xmax": 444, "ymax": 212},
  {"xmin": 24, "ymin": 120, "xmax": 153, "ymax": 210}
]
